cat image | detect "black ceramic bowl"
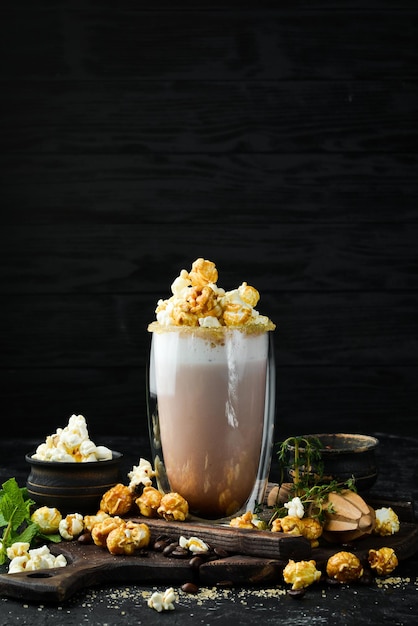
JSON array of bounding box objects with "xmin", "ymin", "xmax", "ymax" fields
[
  {"xmin": 306, "ymin": 433, "xmax": 379, "ymax": 492},
  {"xmin": 25, "ymin": 451, "xmax": 123, "ymax": 514}
]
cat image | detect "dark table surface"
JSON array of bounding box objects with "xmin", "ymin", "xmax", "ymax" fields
[{"xmin": 1, "ymin": 432, "xmax": 417, "ymax": 626}]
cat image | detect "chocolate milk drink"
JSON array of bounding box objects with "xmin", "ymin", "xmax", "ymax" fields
[
  {"xmin": 150, "ymin": 328, "xmax": 272, "ymax": 518},
  {"xmin": 147, "ymin": 258, "xmax": 275, "ymax": 520}
]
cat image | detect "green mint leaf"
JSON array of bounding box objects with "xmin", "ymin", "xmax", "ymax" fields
[
  {"xmin": 1, "ymin": 478, "xmax": 30, "ymax": 530},
  {"xmin": 14, "ymin": 522, "xmax": 40, "ymax": 545},
  {"xmin": 39, "ymin": 532, "xmax": 62, "ymax": 544}
]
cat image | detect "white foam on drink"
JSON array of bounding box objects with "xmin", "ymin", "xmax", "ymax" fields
[{"xmin": 150, "ymin": 329, "xmax": 269, "ymax": 396}]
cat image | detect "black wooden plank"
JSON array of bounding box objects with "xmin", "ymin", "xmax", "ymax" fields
[
  {"xmin": 2, "ymin": 6, "xmax": 417, "ymax": 80},
  {"xmin": 1, "ymin": 365, "xmax": 417, "ymax": 439},
  {"xmin": 2, "ymin": 81, "xmax": 417, "ymax": 154},
  {"xmin": 2, "ymin": 153, "xmax": 418, "ymax": 223},
  {"xmin": 1, "ymin": 223, "xmax": 417, "ymax": 293},
  {"xmin": 1, "ymin": 292, "xmax": 417, "ymax": 368}
]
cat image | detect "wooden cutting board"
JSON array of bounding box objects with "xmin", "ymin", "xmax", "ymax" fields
[
  {"xmin": 0, "ymin": 521, "xmax": 309, "ymax": 602},
  {"xmin": 0, "ymin": 515, "xmax": 417, "ymax": 603}
]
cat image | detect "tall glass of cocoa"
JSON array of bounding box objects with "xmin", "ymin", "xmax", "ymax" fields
[{"xmin": 147, "ymin": 259, "xmax": 276, "ymax": 522}]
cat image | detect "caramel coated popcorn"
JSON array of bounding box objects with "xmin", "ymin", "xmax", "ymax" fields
[
  {"xmin": 271, "ymin": 515, "xmax": 304, "ymax": 536},
  {"xmin": 157, "ymin": 492, "xmax": 189, "ymax": 521},
  {"xmin": 91, "ymin": 516, "xmax": 126, "ymax": 548},
  {"xmin": 368, "ymin": 547, "xmax": 398, "ymax": 575},
  {"xmin": 326, "ymin": 551, "xmax": 364, "ymax": 583},
  {"xmin": 106, "ymin": 521, "xmax": 150, "ymax": 555},
  {"xmin": 31, "ymin": 506, "xmax": 62, "ymax": 534},
  {"xmin": 230, "ymin": 511, "xmax": 266, "ymax": 529},
  {"xmin": 135, "ymin": 486, "xmax": 163, "ymax": 518},
  {"xmin": 150, "ymin": 258, "xmax": 275, "ymax": 330},
  {"xmin": 283, "ymin": 559, "xmax": 321, "ymax": 590},
  {"xmin": 100, "ymin": 483, "xmax": 134, "ymax": 516},
  {"xmin": 83, "ymin": 510, "xmax": 110, "ymax": 532},
  {"xmin": 374, "ymin": 507, "xmax": 400, "ymax": 536}
]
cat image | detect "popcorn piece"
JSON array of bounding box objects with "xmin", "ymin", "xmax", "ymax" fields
[
  {"xmin": 284, "ymin": 496, "xmax": 304, "ymax": 519},
  {"xmin": 150, "ymin": 258, "xmax": 275, "ymax": 330},
  {"xmin": 299, "ymin": 517, "xmax": 323, "ymax": 547},
  {"xmin": 100, "ymin": 483, "xmax": 134, "ymax": 516},
  {"xmin": 230, "ymin": 511, "xmax": 266, "ymax": 529},
  {"xmin": 106, "ymin": 521, "xmax": 150, "ymax": 555},
  {"xmin": 59, "ymin": 513, "xmax": 84, "ymax": 540},
  {"xmin": 222, "ymin": 291, "xmax": 253, "ymax": 326},
  {"xmin": 31, "ymin": 414, "xmax": 112, "ymax": 463},
  {"xmin": 238, "ymin": 282, "xmax": 260, "ymax": 308},
  {"xmin": 374, "ymin": 507, "xmax": 400, "ymax": 536},
  {"xmin": 188, "ymin": 258, "xmax": 218, "ymax": 288},
  {"xmin": 283, "ymin": 559, "xmax": 321, "ymax": 590},
  {"xmin": 83, "ymin": 510, "xmax": 110, "ymax": 532},
  {"xmin": 157, "ymin": 492, "xmax": 189, "ymax": 521},
  {"xmin": 8, "ymin": 544, "xmax": 67, "ymax": 574},
  {"xmin": 271, "ymin": 515, "xmax": 322, "ymax": 547},
  {"xmin": 326, "ymin": 551, "xmax": 364, "ymax": 583},
  {"xmin": 135, "ymin": 486, "xmax": 162, "ymax": 518},
  {"xmin": 368, "ymin": 547, "xmax": 398, "ymax": 575},
  {"xmin": 271, "ymin": 515, "xmax": 304, "ymax": 536},
  {"xmin": 179, "ymin": 535, "xmax": 209, "ymax": 553},
  {"xmin": 91, "ymin": 516, "xmax": 126, "ymax": 548},
  {"xmin": 6, "ymin": 542, "xmax": 31, "ymax": 560},
  {"xmin": 31, "ymin": 507, "xmax": 62, "ymax": 534},
  {"xmin": 8, "ymin": 555, "xmax": 29, "ymax": 573},
  {"xmin": 128, "ymin": 458, "xmax": 156, "ymax": 491},
  {"xmin": 147, "ymin": 587, "xmax": 177, "ymax": 612}
]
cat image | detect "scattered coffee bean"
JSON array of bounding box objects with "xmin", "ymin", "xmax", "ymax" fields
[
  {"xmin": 181, "ymin": 582, "xmax": 199, "ymax": 594},
  {"xmin": 325, "ymin": 576, "xmax": 341, "ymax": 586},
  {"xmin": 162, "ymin": 542, "xmax": 180, "ymax": 556},
  {"xmin": 189, "ymin": 555, "xmax": 204, "ymax": 570},
  {"xmin": 153, "ymin": 539, "xmax": 170, "ymax": 552},
  {"xmin": 287, "ymin": 588, "xmax": 306, "ymax": 599},
  {"xmin": 213, "ymin": 547, "xmax": 229, "ymax": 558},
  {"xmin": 171, "ymin": 546, "xmax": 190, "ymax": 558}
]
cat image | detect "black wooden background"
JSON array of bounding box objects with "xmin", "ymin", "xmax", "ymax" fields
[{"xmin": 1, "ymin": 1, "xmax": 417, "ymax": 442}]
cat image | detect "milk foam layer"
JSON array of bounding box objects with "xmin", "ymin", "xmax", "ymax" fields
[{"xmin": 150, "ymin": 329, "xmax": 268, "ymax": 396}]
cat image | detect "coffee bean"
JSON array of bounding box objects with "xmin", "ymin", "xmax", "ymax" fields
[
  {"xmin": 213, "ymin": 547, "xmax": 229, "ymax": 558},
  {"xmin": 189, "ymin": 555, "xmax": 204, "ymax": 570},
  {"xmin": 153, "ymin": 539, "xmax": 169, "ymax": 551},
  {"xmin": 162, "ymin": 542, "xmax": 179, "ymax": 556},
  {"xmin": 287, "ymin": 588, "xmax": 306, "ymax": 599},
  {"xmin": 171, "ymin": 547, "xmax": 190, "ymax": 558},
  {"xmin": 181, "ymin": 582, "xmax": 199, "ymax": 594}
]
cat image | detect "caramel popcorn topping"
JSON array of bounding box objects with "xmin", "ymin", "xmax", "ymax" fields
[{"xmin": 149, "ymin": 258, "xmax": 275, "ymax": 337}]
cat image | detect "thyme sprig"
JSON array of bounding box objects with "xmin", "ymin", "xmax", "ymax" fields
[
  {"xmin": 269, "ymin": 476, "xmax": 356, "ymax": 526},
  {"xmin": 267, "ymin": 435, "xmax": 356, "ymax": 526}
]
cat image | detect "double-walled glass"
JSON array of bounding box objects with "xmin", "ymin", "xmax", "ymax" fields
[{"xmin": 147, "ymin": 326, "xmax": 275, "ymax": 522}]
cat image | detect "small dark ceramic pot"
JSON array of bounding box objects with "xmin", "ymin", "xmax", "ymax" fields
[
  {"xmin": 287, "ymin": 433, "xmax": 379, "ymax": 492},
  {"xmin": 25, "ymin": 451, "xmax": 123, "ymax": 514}
]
